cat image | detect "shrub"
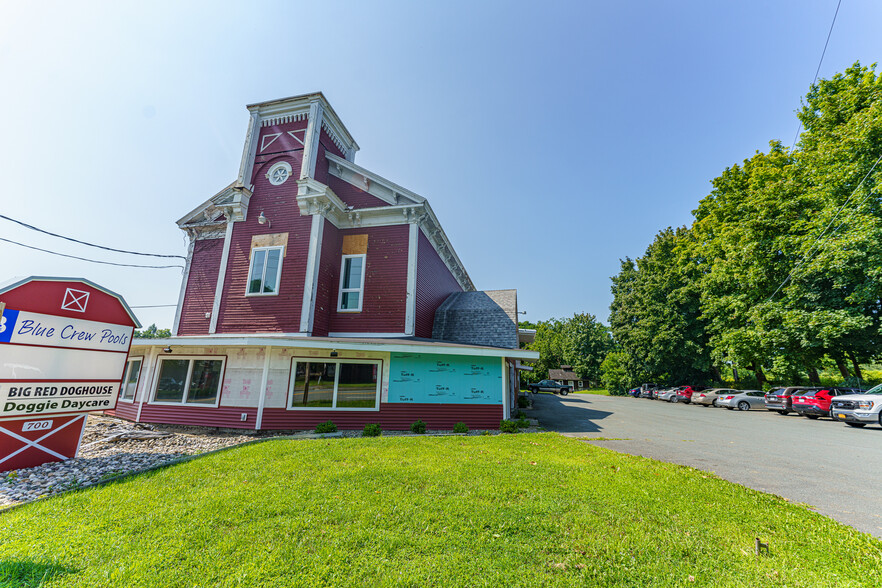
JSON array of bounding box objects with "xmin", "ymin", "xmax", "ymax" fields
[
  {"xmin": 362, "ymin": 423, "xmax": 382, "ymax": 437},
  {"xmin": 517, "ymin": 396, "xmax": 530, "ymax": 408},
  {"xmin": 516, "ymin": 417, "xmax": 530, "ymax": 429},
  {"xmin": 499, "ymin": 420, "xmax": 519, "ymax": 433},
  {"xmin": 410, "ymin": 419, "xmax": 427, "ymax": 434},
  {"xmin": 453, "ymin": 422, "xmax": 469, "ymax": 434},
  {"xmin": 315, "ymin": 420, "xmax": 337, "ymax": 434}
]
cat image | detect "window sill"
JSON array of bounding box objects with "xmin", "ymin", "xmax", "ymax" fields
[
  {"xmin": 245, "ymin": 292, "xmax": 280, "ymax": 297},
  {"xmin": 148, "ymin": 400, "xmax": 222, "ymax": 408},
  {"xmin": 286, "ymin": 406, "xmax": 380, "ymax": 412},
  {"xmin": 336, "ymin": 308, "xmax": 363, "ymax": 313}
]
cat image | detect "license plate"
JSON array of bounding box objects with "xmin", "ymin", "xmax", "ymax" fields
[{"xmin": 837, "ymin": 413, "xmax": 846, "ymax": 419}]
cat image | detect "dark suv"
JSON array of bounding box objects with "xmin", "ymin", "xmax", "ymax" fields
[{"xmin": 764, "ymin": 387, "xmax": 820, "ymax": 415}]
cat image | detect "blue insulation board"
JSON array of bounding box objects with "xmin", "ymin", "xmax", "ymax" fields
[{"xmin": 388, "ymin": 352, "xmax": 502, "ymax": 404}]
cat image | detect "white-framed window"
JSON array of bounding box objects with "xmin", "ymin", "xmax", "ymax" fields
[
  {"xmin": 247, "ymin": 246, "xmax": 284, "ymax": 295},
  {"xmin": 287, "ymin": 358, "xmax": 381, "ymax": 410},
  {"xmin": 152, "ymin": 356, "xmax": 225, "ymax": 407},
  {"xmin": 120, "ymin": 357, "xmax": 143, "ymax": 402},
  {"xmin": 337, "ymin": 254, "xmax": 366, "ymax": 312},
  {"xmin": 267, "ymin": 161, "xmax": 292, "ymax": 185}
]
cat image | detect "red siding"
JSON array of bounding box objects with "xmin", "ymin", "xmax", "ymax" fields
[
  {"xmin": 328, "ymin": 225, "xmax": 408, "ymax": 334},
  {"xmin": 214, "ymin": 155, "xmax": 310, "ymax": 333},
  {"xmin": 105, "ymin": 400, "xmax": 138, "ymax": 421},
  {"xmin": 137, "ymin": 404, "xmax": 260, "ymax": 429},
  {"xmin": 177, "ymin": 238, "xmax": 223, "ymax": 336},
  {"xmin": 261, "ymin": 403, "xmax": 503, "ymax": 431},
  {"xmin": 328, "ymin": 175, "xmax": 391, "ymax": 209},
  {"xmin": 311, "ymin": 219, "xmax": 341, "ymax": 336},
  {"xmin": 415, "ymin": 230, "xmax": 463, "ymax": 338},
  {"xmin": 320, "ymin": 127, "xmax": 344, "ymax": 158},
  {"xmin": 257, "ymin": 120, "xmax": 308, "ymax": 158}
]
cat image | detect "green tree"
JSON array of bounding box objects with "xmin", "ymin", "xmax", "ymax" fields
[{"xmin": 134, "ymin": 324, "xmax": 172, "ymax": 339}]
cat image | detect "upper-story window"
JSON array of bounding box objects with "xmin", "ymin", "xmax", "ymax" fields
[
  {"xmin": 338, "ymin": 254, "xmax": 366, "ymax": 312},
  {"xmin": 247, "ymin": 246, "xmax": 284, "ymax": 295},
  {"xmin": 267, "ymin": 161, "xmax": 292, "ymax": 185}
]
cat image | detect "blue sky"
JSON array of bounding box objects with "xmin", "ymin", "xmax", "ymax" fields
[{"xmin": 1, "ymin": 0, "xmax": 881, "ymax": 329}]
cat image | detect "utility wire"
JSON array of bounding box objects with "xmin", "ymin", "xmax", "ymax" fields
[
  {"xmin": 130, "ymin": 304, "xmax": 178, "ymax": 308},
  {"xmin": 767, "ymin": 152, "xmax": 882, "ymax": 301},
  {"xmin": 0, "ymin": 237, "xmax": 184, "ymax": 269},
  {"xmin": 790, "ymin": 0, "xmax": 843, "ymax": 150},
  {"xmin": 0, "ymin": 213, "xmax": 186, "ymax": 260}
]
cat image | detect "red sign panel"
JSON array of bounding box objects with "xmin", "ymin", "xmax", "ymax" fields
[{"xmin": 0, "ymin": 415, "xmax": 88, "ymax": 471}]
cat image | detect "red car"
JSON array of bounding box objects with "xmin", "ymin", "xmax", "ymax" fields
[
  {"xmin": 675, "ymin": 386, "xmax": 705, "ymax": 403},
  {"xmin": 792, "ymin": 387, "xmax": 864, "ymax": 419}
]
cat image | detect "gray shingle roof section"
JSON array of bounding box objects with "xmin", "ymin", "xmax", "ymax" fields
[{"xmin": 432, "ymin": 289, "xmax": 519, "ymax": 349}]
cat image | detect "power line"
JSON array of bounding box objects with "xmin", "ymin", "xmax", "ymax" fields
[
  {"xmin": 790, "ymin": 0, "xmax": 843, "ymax": 150},
  {"xmin": 767, "ymin": 152, "xmax": 882, "ymax": 301},
  {"xmin": 0, "ymin": 213, "xmax": 186, "ymax": 260},
  {"xmin": 130, "ymin": 304, "xmax": 178, "ymax": 308},
  {"xmin": 0, "ymin": 237, "xmax": 184, "ymax": 269}
]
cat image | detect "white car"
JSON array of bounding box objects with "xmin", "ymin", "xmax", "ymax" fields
[
  {"xmin": 657, "ymin": 389, "xmax": 681, "ymax": 402},
  {"xmin": 830, "ymin": 384, "xmax": 882, "ymax": 428}
]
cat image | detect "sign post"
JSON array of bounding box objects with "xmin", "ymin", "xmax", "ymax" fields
[{"xmin": 0, "ymin": 277, "xmax": 140, "ymax": 472}]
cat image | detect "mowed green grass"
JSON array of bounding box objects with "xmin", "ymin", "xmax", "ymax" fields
[{"xmin": 1, "ymin": 434, "xmax": 880, "ymax": 587}]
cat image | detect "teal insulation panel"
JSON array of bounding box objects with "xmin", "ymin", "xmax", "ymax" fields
[{"xmin": 388, "ymin": 353, "xmax": 502, "ymax": 404}]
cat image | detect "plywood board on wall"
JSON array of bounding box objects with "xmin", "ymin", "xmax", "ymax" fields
[
  {"xmin": 251, "ymin": 233, "xmax": 289, "ymax": 256},
  {"xmin": 342, "ymin": 234, "xmax": 368, "ymax": 255}
]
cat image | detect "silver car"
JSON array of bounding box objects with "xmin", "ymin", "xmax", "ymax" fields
[
  {"xmin": 691, "ymin": 388, "xmax": 739, "ymax": 406},
  {"xmin": 716, "ymin": 390, "xmax": 766, "ymax": 411},
  {"xmin": 657, "ymin": 388, "xmax": 681, "ymax": 402}
]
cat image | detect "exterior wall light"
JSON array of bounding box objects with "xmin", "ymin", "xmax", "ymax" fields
[
  {"xmin": 162, "ymin": 346, "xmax": 173, "ymax": 353},
  {"xmin": 258, "ymin": 211, "xmax": 271, "ymax": 228}
]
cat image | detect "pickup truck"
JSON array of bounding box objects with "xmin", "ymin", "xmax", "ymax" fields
[
  {"xmin": 528, "ymin": 380, "xmax": 571, "ymax": 395},
  {"xmin": 830, "ymin": 384, "xmax": 882, "ymax": 427}
]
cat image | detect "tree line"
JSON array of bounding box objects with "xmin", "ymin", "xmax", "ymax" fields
[{"xmin": 524, "ymin": 64, "xmax": 882, "ymax": 394}]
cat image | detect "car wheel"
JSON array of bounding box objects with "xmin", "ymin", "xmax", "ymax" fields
[
  {"xmin": 779, "ymin": 410, "xmax": 789, "ymax": 415},
  {"xmin": 670, "ymin": 396, "xmax": 679, "ymax": 403},
  {"xmin": 737, "ymin": 401, "xmax": 750, "ymax": 412},
  {"xmin": 561, "ymin": 389, "xmax": 569, "ymax": 396},
  {"xmin": 846, "ymin": 422, "xmax": 866, "ymax": 428}
]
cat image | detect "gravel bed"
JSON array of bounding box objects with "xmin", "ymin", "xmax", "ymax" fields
[{"xmin": 1, "ymin": 414, "xmax": 537, "ymax": 508}]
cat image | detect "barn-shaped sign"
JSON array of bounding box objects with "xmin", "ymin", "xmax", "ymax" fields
[{"xmin": 0, "ymin": 277, "xmax": 140, "ymax": 472}]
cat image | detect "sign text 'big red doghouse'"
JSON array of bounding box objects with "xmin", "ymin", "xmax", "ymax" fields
[{"xmin": 0, "ymin": 277, "xmax": 140, "ymax": 472}]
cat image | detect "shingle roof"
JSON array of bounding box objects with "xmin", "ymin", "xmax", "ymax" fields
[
  {"xmin": 548, "ymin": 369, "xmax": 582, "ymax": 381},
  {"xmin": 432, "ymin": 289, "xmax": 519, "ymax": 349}
]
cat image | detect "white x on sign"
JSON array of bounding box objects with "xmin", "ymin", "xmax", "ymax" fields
[
  {"xmin": 0, "ymin": 416, "xmax": 85, "ymax": 465},
  {"xmin": 61, "ymin": 288, "xmax": 90, "ymax": 313}
]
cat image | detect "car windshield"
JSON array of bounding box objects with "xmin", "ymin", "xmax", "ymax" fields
[
  {"xmin": 768, "ymin": 388, "xmax": 784, "ymax": 395},
  {"xmin": 863, "ymin": 383, "xmax": 882, "ymax": 395}
]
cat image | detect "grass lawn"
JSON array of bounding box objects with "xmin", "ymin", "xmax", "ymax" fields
[
  {"xmin": 1, "ymin": 434, "xmax": 880, "ymax": 587},
  {"xmin": 573, "ymin": 388, "xmax": 610, "ymax": 395}
]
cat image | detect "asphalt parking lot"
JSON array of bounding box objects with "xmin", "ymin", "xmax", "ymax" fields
[{"xmin": 531, "ymin": 392, "xmax": 882, "ymax": 538}]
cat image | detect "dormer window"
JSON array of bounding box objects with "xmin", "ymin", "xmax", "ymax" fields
[
  {"xmin": 338, "ymin": 254, "xmax": 365, "ymax": 311},
  {"xmin": 267, "ymin": 161, "xmax": 292, "ymax": 185},
  {"xmin": 247, "ymin": 246, "xmax": 284, "ymax": 295}
]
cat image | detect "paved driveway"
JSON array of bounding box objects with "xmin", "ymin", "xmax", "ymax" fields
[{"xmin": 530, "ymin": 392, "xmax": 882, "ymax": 538}]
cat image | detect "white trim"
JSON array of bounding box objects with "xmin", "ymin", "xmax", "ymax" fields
[
  {"xmin": 72, "ymin": 415, "xmax": 88, "ymax": 458},
  {"xmin": 405, "ymin": 223, "xmax": 418, "ymax": 336},
  {"xmin": 300, "ymin": 100, "xmax": 324, "ymax": 180},
  {"xmin": 501, "ymin": 357, "xmax": 509, "ymax": 420},
  {"xmin": 286, "ymin": 357, "xmax": 381, "ymax": 411},
  {"xmin": 119, "ymin": 356, "xmax": 144, "ymax": 403},
  {"xmin": 327, "ymin": 332, "xmax": 409, "ymax": 338},
  {"xmin": 245, "ymin": 246, "xmax": 285, "ymax": 296},
  {"xmin": 172, "ymin": 236, "xmax": 195, "ymax": 336},
  {"xmin": 300, "ymin": 214, "xmax": 324, "ymax": 334},
  {"xmin": 136, "ymin": 348, "xmax": 159, "ymax": 422},
  {"xmin": 326, "ymin": 153, "xmax": 424, "ymax": 205},
  {"xmin": 266, "ymin": 161, "xmax": 292, "ymax": 185},
  {"xmin": 255, "ymin": 345, "xmax": 271, "ymax": 429},
  {"xmin": 237, "ymin": 111, "xmax": 260, "ymax": 190},
  {"xmin": 209, "ymin": 220, "xmax": 235, "ymax": 333},
  {"xmin": 149, "ymin": 356, "xmax": 226, "ymax": 408},
  {"xmin": 337, "ymin": 254, "xmax": 366, "ymax": 312},
  {"xmin": 260, "ymin": 133, "xmax": 282, "ymax": 152}
]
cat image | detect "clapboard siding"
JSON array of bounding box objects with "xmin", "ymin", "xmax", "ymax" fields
[
  {"xmin": 415, "ymin": 230, "xmax": 463, "ymax": 338},
  {"xmin": 177, "ymin": 238, "xmax": 223, "ymax": 335},
  {"xmin": 328, "ymin": 225, "xmax": 408, "ymax": 333},
  {"xmin": 260, "ymin": 403, "xmax": 503, "ymax": 431},
  {"xmin": 311, "ymin": 219, "xmax": 341, "ymax": 336},
  {"xmin": 215, "ymin": 154, "xmax": 309, "ymax": 333},
  {"xmin": 137, "ymin": 404, "xmax": 260, "ymax": 429},
  {"xmin": 327, "ymin": 175, "xmax": 390, "ymax": 209},
  {"xmin": 106, "ymin": 400, "xmax": 138, "ymax": 421}
]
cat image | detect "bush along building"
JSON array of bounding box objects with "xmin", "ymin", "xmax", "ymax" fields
[{"xmin": 110, "ymin": 92, "xmax": 538, "ymax": 431}]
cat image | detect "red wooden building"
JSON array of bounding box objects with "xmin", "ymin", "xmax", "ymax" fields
[{"xmin": 110, "ymin": 93, "xmax": 537, "ymax": 430}]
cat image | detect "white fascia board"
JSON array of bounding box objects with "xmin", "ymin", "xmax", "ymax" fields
[
  {"xmin": 246, "ymin": 92, "xmax": 358, "ymax": 155},
  {"xmin": 133, "ymin": 336, "xmax": 541, "ymax": 360},
  {"xmin": 326, "ymin": 153, "xmax": 425, "ymax": 205},
  {"xmin": 176, "ymin": 182, "xmax": 252, "ymax": 227}
]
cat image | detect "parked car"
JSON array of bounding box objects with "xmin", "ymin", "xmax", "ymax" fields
[
  {"xmin": 639, "ymin": 383, "xmax": 660, "ymax": 399},
  {"xmin": 831, "ymin": 383, "xmax": 882, "ymax": 427},
  {"xmin": 764, "ymin": 387, "xmax": 820, "ymax": 415},
  {"xmin": 792, "ymin": 387, "xmax": 865, "ymax": 419},
  {"xmin": 628, "ymin": 387, "xmax": 641, "ymax": 398},
  {"xmin": 691, "ymin": 388, "xmax": 739, "ymax": 406},
  {"xmin": 657, "ymin": 388, "xmax": 681, "ymax": 402},
  {"xmin": 528, "ymin": 380, "xmax": 571, "ymax": 395},
  {"xmin": 675, "ymin": 385, "xmax": 705, "ymax": 403},
  {"xmin": 716, "ymin": 390, "xmax": 766, "ymax": 411}
]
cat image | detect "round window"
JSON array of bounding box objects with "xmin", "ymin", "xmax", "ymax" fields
[{"xmin": 267, "ymin": 161, "xmax": 292, "ymax": 186}]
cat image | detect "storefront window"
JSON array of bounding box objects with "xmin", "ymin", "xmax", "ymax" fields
[
  {"xmin": 153, "ymin": 357, "xmax": 224, "ymax": 405},
  {"xmin": 289, "ymin": 359, "xmax": 380, "ymax": 410}
]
